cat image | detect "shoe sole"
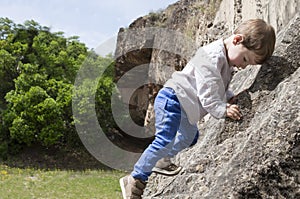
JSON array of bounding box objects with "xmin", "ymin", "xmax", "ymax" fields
[
  {"xmin": 119, "ymin": 177, "xmax": 127, "ymax": 199},
  {"xmin": 152, "ymin": 166, "xmax": 182, "ymax": 176}
]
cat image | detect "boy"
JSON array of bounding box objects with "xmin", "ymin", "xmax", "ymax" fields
[{"xmin": 120, "ymin": 19, "xmax": 276, "ymax": 199}]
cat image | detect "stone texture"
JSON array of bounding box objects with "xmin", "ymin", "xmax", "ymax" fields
[
  {"xmin": 215, "ymin": 0, "xmax": 300, "ymax": 33},
  {"xmin": 114, "ymin": 0, "xmax": 222, "ymax": 132},
  {"xmin": 113, "ymin": 0, "xmax": 300, "ymax": 198},
  {"xmin": 143, "ymin": 11, "xmax": 300, "ymax": 199}
]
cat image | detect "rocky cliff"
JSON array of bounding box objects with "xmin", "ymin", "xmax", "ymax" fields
[{"xmin": 114, "ymin": 0, "xmax": 300, "ymax": 198}]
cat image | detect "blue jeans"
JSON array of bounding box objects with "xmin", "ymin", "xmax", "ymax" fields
[{"xmin": 131, "ymin": 87, "xmax": 199, "ymax": 181}]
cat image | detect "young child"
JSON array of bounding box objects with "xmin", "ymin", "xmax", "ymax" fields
[{"xmin": 120, "ymin": 19, "xmax": 276, "ymax": 199}]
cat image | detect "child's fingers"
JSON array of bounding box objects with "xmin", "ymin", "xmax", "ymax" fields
[
  {"xmin": 226, "ymin": 105, "xmax": 242, "ymax": 120},
  {"xmin": 231, "ymin": 106, "xmax": 242, "ymax": 119}
]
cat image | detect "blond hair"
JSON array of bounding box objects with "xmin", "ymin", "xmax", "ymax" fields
[{"xmin": 234, "ymin": 19, "xmax": 276, "ymax": 64}]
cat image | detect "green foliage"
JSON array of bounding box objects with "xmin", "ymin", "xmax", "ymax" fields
[
  {"xmin": 72, "ymin": 51, "xmax": 116, "ymax": 134},
  {"xmin": 0, "ymin": 18, "xmax": 118, "ymax": 157},
  {"xmin": 148, "ymin": 9, "xmax": 163, "ymax": 22},
  {"xmin": 0, "ymin": 142, "xmax": 8, "ymax": 160},
  {"xmin": 6, "ymin": 85, "xmax": 65, "ymax": 146},
  {"xmin": 95, "ymin": 62, "xmax": 116, "ymax": 132},
  {"xmin": 0, "ymin": 17, "xmax": 116, "ymax": 157}
]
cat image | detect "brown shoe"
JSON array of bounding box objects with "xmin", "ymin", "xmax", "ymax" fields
[
  {"xmin": 119, "ymin": 175, "xmax": 146, "ymax": 199},
  {"xmin": 152, "ymin": 157, "xmax": 182, "ymax": 176}
]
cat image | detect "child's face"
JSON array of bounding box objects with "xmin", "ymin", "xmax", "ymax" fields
[{"xmin": 227, "ymin": 35, "xmax": 257, "ymax": 69}]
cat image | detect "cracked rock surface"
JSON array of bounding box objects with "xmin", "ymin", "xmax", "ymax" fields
[
  {"xmin": 114, "ymin": 0, "xmax": 300, "ymax": 198},
  {"xmin": 143, "ymin": 13, "xmax": 300, "ymax": 199}
]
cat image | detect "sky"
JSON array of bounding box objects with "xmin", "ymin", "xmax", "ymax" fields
[{"xmin": 0, "ymin": 0, "xmax": 178, "ymax": 50}]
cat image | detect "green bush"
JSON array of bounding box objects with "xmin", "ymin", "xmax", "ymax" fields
[
  {"xmin": 0, "ymin": 18, "xmax": 116, "ymax": 153},
  {"xmin": 0, "ymin": 18, "xmax": 87, "ymax": 150},
  {"xmin": 0, "ymin": 141, "xmax": 8, "ymax": 160}
]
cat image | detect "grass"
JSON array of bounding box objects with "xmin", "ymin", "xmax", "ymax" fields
[{"xmin": 0, "ymin": 164, "xmax": 126, "ymax": 199}]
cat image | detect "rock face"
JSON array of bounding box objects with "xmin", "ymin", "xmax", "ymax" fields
[
  {"xmin": 143, "ymin": 13, "xmax": 300, "ymax": 198},
  {"xmin": 114, "ymin": 0, "xmax": 222, "ymax": 131},
  {"xmin": 114, "ymin": 0, "xmax": 300, "ymax": 198},
  {"xmin": 215, "ymin": 0, "xmax": 300, "ymax": 33}
]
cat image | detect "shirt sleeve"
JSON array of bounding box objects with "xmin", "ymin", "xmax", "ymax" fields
[
  {"xmin": 226, "ymin": 89, "xmax": 234, "ymax": 101},
  {"xmin": 191, "ymin": 51, "xmax": 227, "ymax": 119}
]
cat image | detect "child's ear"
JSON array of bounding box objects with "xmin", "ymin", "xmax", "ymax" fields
[{"xmin": 233, "ymin": 34, "xmax": 244, "ymax": 45}]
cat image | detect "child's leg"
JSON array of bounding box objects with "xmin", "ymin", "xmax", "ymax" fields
[
  {"xmin": 131, "ymin": 87, "xmax": 181, "ymax": 182},
  {"xmin": 167, "ymin": 110, "xmax": 199, "ymax": 158}
]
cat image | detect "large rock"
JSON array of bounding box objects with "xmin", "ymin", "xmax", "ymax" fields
[
  {"xmin": 114, "ymin": 0, "xmax": 300, "ymax": 198},
  {"xmin": 215, "ymin": 0, "xmax": 300, "ymax": 33},
  {"xmin": 143, "ymin": 13, "xmax": 300, "ymax": 198},
  {"xmin": 114, "ymin": 0, "xmax": 222, "ymax": 132}
]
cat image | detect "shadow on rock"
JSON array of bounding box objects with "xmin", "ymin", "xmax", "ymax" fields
[{"xmin": 251, "ymin": 35, "xmax": 300, "ymax": 92}]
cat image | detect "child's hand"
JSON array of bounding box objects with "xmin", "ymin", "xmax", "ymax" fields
[{"xmin": 226, "ymin": 104, "xmax": 242, "ymax": 120}]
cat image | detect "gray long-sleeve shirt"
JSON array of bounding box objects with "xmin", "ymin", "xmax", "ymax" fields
[{"xmin": 164, "ymin": 39, "xmax": 234, "ymax": 125}]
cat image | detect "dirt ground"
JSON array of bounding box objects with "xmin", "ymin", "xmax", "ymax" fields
[{"xmin": 1, "ymin": 144, "xmax": 110, "ymax": 170}]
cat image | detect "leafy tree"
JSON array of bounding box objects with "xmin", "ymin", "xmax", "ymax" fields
[
  {"xmin": 73, "ymin": 52, "xmax": 116, "ymax": 134},
  {"xmin": 0, "ymin": 17, "xmax": 116, "ymax": 159},
  {"xmin": 0, "ymin": 18, "xmax": 88, "ymax": 153}
]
